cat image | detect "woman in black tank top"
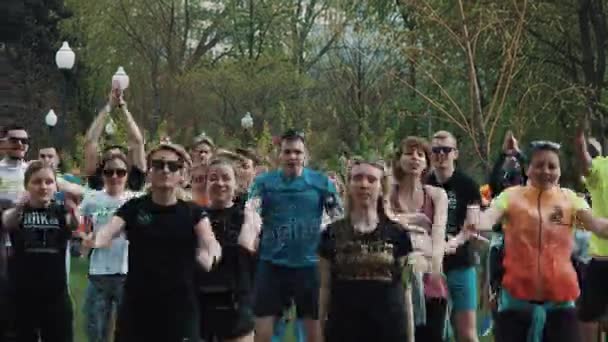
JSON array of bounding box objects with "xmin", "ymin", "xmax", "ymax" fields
[{"xmin": 197, "ymin": 158, "xmax": 259, "ymax": 342}]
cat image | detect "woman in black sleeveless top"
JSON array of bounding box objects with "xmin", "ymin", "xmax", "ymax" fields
[{"xmin": 197, "ymin": 158, "xmax": 259, "ymax": 342}]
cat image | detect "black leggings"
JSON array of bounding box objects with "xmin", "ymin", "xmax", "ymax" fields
[
  {"xmin": 414, "ymin": 297, "xmax": 447, "ymax": 342},
  {"xmin": 15, "ymin": 291, "xmax": 73, "ymax": 342},
  {"xmin": 495, "ymin": 308, "xmax": 579, "ymax": 342}
]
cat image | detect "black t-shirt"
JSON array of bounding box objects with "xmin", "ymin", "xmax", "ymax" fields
[
  {"xmin": 116, "ymin": 195, "xmax": 205, "ymax": 298},
  {"xmin": 427, "ymin": 169, "xmax": 481, "ymax": 270},
  {"xmin": 88, "ymin": 166, "xmax": 145, "ymax": 191},
  {"xmin": 10, "ymin": 202, "xmax": 71, "ymax": 295},
  {"xmin": 319, "ymin": 218, "xmax": 412, "ymax": 318},
  {"xmin": 197, "ymin": 204, "xmax": 254, "ymax": 298}
]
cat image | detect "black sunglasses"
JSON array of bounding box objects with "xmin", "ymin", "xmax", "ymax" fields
[
  {"xmin": 431, "ymin": 146, "xmax": 455, "ymax": 154},
  {"xmin": 150, "ymin": 159, "xmax": 183, "ymax": 172},
  {"xmin": 8, "ymin": 137, "xmax": 29, "ymax": 145},
  {"xmin": 102, "ymin": 168, "xmax": 128, "ymax": 178}
]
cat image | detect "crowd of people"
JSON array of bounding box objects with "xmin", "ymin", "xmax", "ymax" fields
[{"xmin": 1, "ymin": 89, "xmax": 608, "ymax": 342}]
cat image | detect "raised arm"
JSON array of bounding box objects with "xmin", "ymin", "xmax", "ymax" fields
[
  {"xmin": 119, "ymin": 97, "xmax": 146, "ymax": 172},
  {"xmin": 84, "ymin": 95, "xmax": 114, "ymax": 175},
  {"xmin": 575, "ymin": 125, "xmax": 593, "ymax": 178},
  {"xmin": 428, "ymin": 186, "xmax": 447, "ymax": 274}
]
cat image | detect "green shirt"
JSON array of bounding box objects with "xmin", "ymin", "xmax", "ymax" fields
[{"xmin": 585, "ymin": 157, "xmax": 608, "ymax": 256}]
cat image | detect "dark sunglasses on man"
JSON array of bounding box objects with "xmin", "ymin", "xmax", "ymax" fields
[
  {"xmin": 8, "ymin": 137, "xmax": 29, "ymax": 145},
  {"xmin": 102, "ymin": 168, "xmax": 128, "ymax": 178},
  {"xmin": 150, "ymin": 160, "xmax": 183, "ymax": 172},
  {"xmin": 431, "ymin": 146, "xmax": 455, "ymax": 154}
]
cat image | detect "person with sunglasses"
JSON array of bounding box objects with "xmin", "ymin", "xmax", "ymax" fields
[
  {"xmin": 86, "ymin": 143, "xmax": 222, "ymax": 342},
  {"xmin": 318, "ymin": 158, "xmax": 413, "ymax": 341},
  {"xmin": 466, "ymin": 140, "xmax": 608, "ymax": 342},
  {"xmin": 79, "ymin": 152, "xmax": 141, "ymax": 342},
  {"xmin": 0, "ymin": 124, "xmax": 30, "ymax": 205},
  {"xmin": 83, "ymin": 88, "xmax": 146, "ymax": 192},
  {"xmin": 575, "ymin": 126, "xmax": 608, "ymax": 342},
  {"xmin": 249, "ymin": 129, "xmax": 342, "ymax": 342},
  {"xmin": 426, "ymin": 130, "xmax": 481, "ymax": 342}
]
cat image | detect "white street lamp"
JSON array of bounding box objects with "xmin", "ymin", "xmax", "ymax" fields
[
  {"xmin": 241, "ymin": 112, "xmax": 253, "ymax": 129},
  {"xmin": 105, "ymin": 118, "xmax": 116, "ymax": 135},
  {"xmin": 112, "ymin": 66, "xmax": 130, "ymax": 90},
  {"xmin": 55, "ymin": 42, "xmax": 75, "ymax": 70},
  {"xmin": 45, "ymin": 109, "xmax": 58, "ymax": 128}
]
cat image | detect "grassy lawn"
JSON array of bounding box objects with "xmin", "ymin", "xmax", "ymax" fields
[{"xmin": 69, "ymin": 257, "xmax": 491, "ymax": 341}]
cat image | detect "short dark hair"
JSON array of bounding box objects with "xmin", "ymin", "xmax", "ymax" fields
[
  {"xmin": 528, "ymin": 140, "xmax": 561, "ymax": 160},
  {"xmin": 1, "ymin": 124, "xmax": 27, "ymax": 137},
  {"xmin": 280, "ymin": 129, "xmax": 305, "ymax": 144}
]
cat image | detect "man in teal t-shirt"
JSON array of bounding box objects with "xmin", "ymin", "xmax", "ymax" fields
[{"xmin": 251, "ymin": 130, "xmax": 342, "ymax": 342}]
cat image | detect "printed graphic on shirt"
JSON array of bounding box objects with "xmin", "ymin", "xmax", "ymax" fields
[
  {"xmin": 136, "ymin": 210, "xmax": 153, "ymax": 226},
  {"xmin": 21, "ymin": 210, "xmax": 63, "ymax": 253},
  {"xmin": 446, "ymin": 190, "xmax": 458, "ymax": 234},
  {"xmin": 334, "ymin": 240, "xmax": 397, "ymax": 281}
]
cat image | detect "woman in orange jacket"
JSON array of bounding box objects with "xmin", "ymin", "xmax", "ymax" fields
[{"xmin": 469, "ymin": 141, "xmax": 608, "ymax": 342}]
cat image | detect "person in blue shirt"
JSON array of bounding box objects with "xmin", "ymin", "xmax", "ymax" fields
[{"xmin": 250, "ymin": 130, "xmax": 342, "ymax": 342}]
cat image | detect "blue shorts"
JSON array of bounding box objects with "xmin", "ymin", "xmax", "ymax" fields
[{"xmin": 446, "ymin": 267, "xmax": 478, "ymax": 312}]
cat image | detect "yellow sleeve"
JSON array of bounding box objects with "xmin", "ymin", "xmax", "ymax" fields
[
  {"xmin": 492, "ymin": 190, "xmax": 510, "ymax": 211},
  {"xmin": 587, "ymin": 157, "xmax": 608, "ymax": 189}
]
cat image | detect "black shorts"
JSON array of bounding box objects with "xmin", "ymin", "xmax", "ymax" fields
[
  {"xmin": 115, "ymin": 293, "xmax": 199, "ymax": 342},
  {"xmin": 199, "ymin": 292, "xmax": 254, "ymax": 340},
  {"xmin": 577, "ymin": 259, "xmax": 608, "ymax": 322},
  {"xmin": 15, "ymin": 290, "xmax": 73, "ymax": 342},
  {"xmin": 253, "ymin": 261, "xmax": 319, "ymax": 319},
  {"xmin": 495, "ymin": 308, "xmax": 579, "ymax": 342}
]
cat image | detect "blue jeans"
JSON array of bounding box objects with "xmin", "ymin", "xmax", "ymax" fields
[{"xmin": 84, "ymin": 275, "xmax": 125, "ymax": 342}]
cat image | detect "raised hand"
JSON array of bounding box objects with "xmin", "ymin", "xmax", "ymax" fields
[
  {"xmin": 502, "ymin": 131, "xmax": 520, "ymax": 155},
  {"xmin": 239, "ymin": 198, "xmax": 262, "ymax": 252}
]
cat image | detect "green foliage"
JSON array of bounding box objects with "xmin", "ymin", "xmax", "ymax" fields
[{"xmin": 56, "ymin": 0, "xmax": 608, "ymax": 183}]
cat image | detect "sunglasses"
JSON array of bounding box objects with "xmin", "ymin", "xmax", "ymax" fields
[
  {"xmin": 150, "ymin": 159, "xmax": 183, "ymax": 172},
  {"xmin": 431, "ymin": 146, "xmax": 455, "ymax": 154},
  {"xmin": 8, "ymin": 137, "xmax": 29, "ymax": 145},
  {"xmin": 102, "ymin": 169, "xmax": 128, "ymax": 178}
]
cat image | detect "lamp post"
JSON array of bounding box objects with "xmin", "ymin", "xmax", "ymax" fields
[
  {"xmin": 112, "ymin": 66, "xmax": 130, "ymax": 92},
  {"xmin": 45, "ymin": 109, "xmax": 58, "ymax": 146},
  {"xmin": 241, "ymin": 112, "xmax": 254, "ymax": 147},
  {"xmin": 55, "ymin": 41, "xmax": 75, "ymax": 147}
]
